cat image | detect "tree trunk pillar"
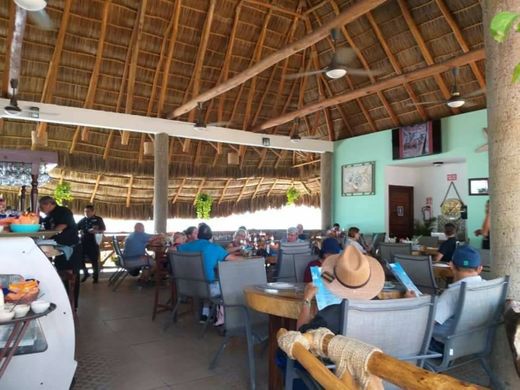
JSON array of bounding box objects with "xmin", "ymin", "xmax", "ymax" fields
[
  {"xmin": 320, "ymin": 151, "xmax": 333, "ymax": 230},
  {"xmin": 153, "ymin": 133, "xmax": 169, "ymax": 234},
  {"xmin": 484, "ymin": 1, "xmax": 520, "ymax": 386}
]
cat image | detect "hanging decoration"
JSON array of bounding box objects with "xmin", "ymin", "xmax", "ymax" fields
[
  {"xmin": 286, "ymin": 187, "xmax": 301, "ymax": 205},
  {"xmin": 195, "ymin": 193, "xmax": 213, "ymax": 219},
  {"xmin": 53, "ymin": 182, "xmax": 73, "ymax": 206}
]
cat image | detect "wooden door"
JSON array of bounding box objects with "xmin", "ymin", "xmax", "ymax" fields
[{"xmin": 388, "ymin": 185, "xmax": 414, "ymax": 239}]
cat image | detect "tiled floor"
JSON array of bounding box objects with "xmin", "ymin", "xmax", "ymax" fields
[
  {"xmin": 73, "ymin": 276, "xmax": 268, "ymax": 390},
  {"xmin": 73, "ymin": 274, "xmax": 489, "ymax": 390}
]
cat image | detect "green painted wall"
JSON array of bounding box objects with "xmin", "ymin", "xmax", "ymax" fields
[{"xmin": 332, "ymin": 109, "xmax": 489, "ymax": 245}]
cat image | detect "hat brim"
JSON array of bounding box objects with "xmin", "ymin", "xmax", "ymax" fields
[{"xmin": 321, "ymin": 250, "xmax": 385, "ymax": 300}]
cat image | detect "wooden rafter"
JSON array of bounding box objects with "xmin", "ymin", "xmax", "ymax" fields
[
  {"xmin": 326, "ymin": 0, "xmax": 399, "ymax": 128},
  {"xmin": 71, "ymin": 0, "xmax": 111, "ymax": 151},
  {"xmin": 34, "ymin": 0, "xmax": 72, "ymax": 143},
  {"xmin": 90, "ymin": 175, "xmax": 102, "ymax": 203},
  {"xmin": 243, "ymin": 9, "xmax": 273, "ymax": 130},
  {"xmin": 188, "ymin": 0, "xmax": 216, "ymax": 123},
  {"xmin": 126, "ymin": 175, "xmax": 134, "ymax": 208},
  {"xmin": 193, "ymin": 179, "xmax": 206, "ymax": 205},
  {"xmin": 267, "ymin": 179, "xmax": 278, "ymax": 197},
  {"xmin": 157, "ymin": 0, "xmax": 182, "ymax": 117},
  {"xmin": 172, "ymin": 178, "xmax": 186, "ymax": 204},
  {"xmin": 236, "ymin": 179, "xmax": 249, "ymax": 203},
  {"xmin": 257, "ymin": 149, "xmax": 268, "ymax": 169},
  {"xmin": 300, "ymin": 181, "xmax": 312, "ymax": 195},
  {"xmin": 219, "ymin": 179, "xmax": 232, "ymax": 204},
  {"xmin": 122, "ymin": 0, "xmax": 148, "ymax": 144},
  {"xmin": 396, "ymin": 0, "xmax": 457, "ymax": 113},
  {"xmin": 193, "ymin": 141, "xmax": 202, "ymax": 165},
  {"xmin": 171, "ymin": 0, "xmax": 387, "ymax": 118},
  {"xmin": 138, "ymin": 133, "xmax": 146, "ymax": 164},
  {"xmin": 365, "ymin": 11, "xmax": 428, "ymax": 121},
  {"xmin": 251, "ymin": 178, "xmax": 264, "ymax": 200},
  {"xmin": 434, "ymin": 0, "xmax": 485, "ymax": 89},
  {"xmin": 244, "ymin": 0, "xmax": 304, "ymax": 18},
  {"xmin": 259, "ymin": 49, "xmax": 484, "ymax": 130},
  {"xmin": 293, "ymin": 159, "xmax": 320, "ymax": 168},
  {"xmin": 103, "ymin": 131, "xmax": 115, "ymax": 160}
]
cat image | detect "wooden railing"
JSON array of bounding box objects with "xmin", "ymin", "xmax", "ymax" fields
[{"xmin": 277, "ymin": 328, "xmax": 487, "ymax": 390}]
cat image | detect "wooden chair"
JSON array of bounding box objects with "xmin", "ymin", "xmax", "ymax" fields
[{"xmin": 151, "ymin": 250, "xmax": 176, "ymax": 321}]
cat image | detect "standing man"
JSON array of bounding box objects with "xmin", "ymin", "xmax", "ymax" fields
[
  {"xmin": 39, "ymin": 196, "xmax": 81, "ymax": 310},
  {"xmin": 77, "ymin": 204, "xmax": 106, "ymax": 283}
]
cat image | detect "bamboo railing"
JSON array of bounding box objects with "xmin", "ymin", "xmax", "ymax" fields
[{"xmin": 277, "ymin": 328, "xmax": 487, "ymax": 390}]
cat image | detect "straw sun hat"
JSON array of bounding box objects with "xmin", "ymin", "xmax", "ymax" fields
[{"xmin": 321, "ymin": 245, "xmax": 385, "ymax": 300}]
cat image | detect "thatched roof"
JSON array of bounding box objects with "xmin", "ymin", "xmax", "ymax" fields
[{"xmin": 0, "ymin": 0, "xmax": 486, "ymax": 219}]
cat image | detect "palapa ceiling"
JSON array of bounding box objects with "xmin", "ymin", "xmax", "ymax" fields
[{"xmin": 0, "ymin": 0, "xmax": 486, "ymax": 219}]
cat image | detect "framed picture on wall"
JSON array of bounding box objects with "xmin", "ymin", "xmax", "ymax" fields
[
  {"xmin": 342, "ymin": 161, "xmax": 375, "ymax": 196},
  {"xmin": 468, "ymin": 178, "xmax": 489, "ymax": 196}
]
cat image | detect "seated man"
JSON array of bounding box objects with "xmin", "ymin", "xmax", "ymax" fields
[
  {"xmin": 123, "ymin": 222, "xmax": 161, "ymax": 280},
  {"xmin": 303, "ymin": 237, "xmax": 341, "ymax": 283},
  {"xmin": 296, "ymin": 224, "xmax": 307, "ymax": 241},
  {"xmin": 226, "ymin": 228, "xmax": 248, "ymax": 253},
  {"xmin": 428, "ymin": 245, "xmax": 486, "ymax": 352},
  {"xmin": 283, "ymin": 226, "xmax": 305, "ymax": 244},
  {"xmin": 434, "ymin": 223, "xmax": 457, "ymax": 262},
  {"xmin": 345, "ymin": 226, "xmax": 367, "ymax": 254}
]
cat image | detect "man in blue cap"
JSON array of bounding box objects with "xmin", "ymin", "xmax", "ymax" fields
[{"xmin": 431, "ymin": 245, "xmax": 485, "ymax": 351}]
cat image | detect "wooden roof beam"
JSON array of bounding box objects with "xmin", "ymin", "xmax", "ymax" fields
[
  {"xmin": 171, "ymin": 0, "xmax": 388, "ymax": 118},
  {"xmin": 219, "ymin": 179, "xmax": 232, "ymax": 204},
  {"xmin": 434, "ymin": 0, "xmax": 485, "ymax": 89},
  {"xmin": 122, "ymin": 0, "xmax": 148, "ymax": 144},
  {"xmin": 72, "ymin": 0, "xmax": 111, "ymax": 150},
  {"xmin": 258, "ymin": 48, "xmax": 484, "ymax": 130},
  {"xmin": 293, "ymin": 159, "xmax": 320, "ymax": 168},
  {"xmin": 267, "ymin": 179, "xmax": 278, "ymax": 197},
  {"xmin": 157, "ymin": 0, "xmax": 182, "ymax": 117},
  {"xmin": 138, "ymin": 133, "xmax": 146, "ymax": 164},
  {"xmin": 366, "ymin": 12, "xmax": 428, "ymax": 121},
  {"xmin": 172, "ymin": 178, "xmax": 186, "ymax": 204},
  {"xmin": 34, "ymin": 0, "xmax": 72, "ymax": 144},
  {"xmin": 236, "ymin": 179, "xmax": 249, "ymax": 203},
  {"xmin": 244, "ymin": 0, "xmax": 304, "ymax": 19},
  {"xmin": 251, "ymin": 178, "xmax": 264, "ymax": 200},
  {"xmin": 188, "ymin": 0, "xmax": 216, "ymax": 123},
  {"xmin": 396, "ymin": 0, "xmax": 458, "ymax": 114},
  {"xmin": 126, "ymin": 175, "xmax": 134, "ymax": 207},
  {"xmin": 90, "ymin": 175, "xmax": 102, "ymax": 203}
]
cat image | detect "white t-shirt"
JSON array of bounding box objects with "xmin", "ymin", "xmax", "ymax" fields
[
  {"xmin": 435, "ymin": 275, "xmax": 484, "ymax": 324},
  {"xmin": 345, "ymin": 238, "xmax": 366, "ymax": 254}
]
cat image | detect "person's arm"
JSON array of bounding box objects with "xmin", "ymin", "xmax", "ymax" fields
[
  {"xmin": 434, "ymin": 252, "xmax": 444, "ymax": 262},
  {"xmin": 92, "ymin": 217, "xmax": 106, "ymax": 233},
  {"xmin": 297, "ymin": 283, "xmax": 317, "ymax": 329},
  {"xmin": 225, "ymin": 253, "xmax": 241, "ymax": 261}
]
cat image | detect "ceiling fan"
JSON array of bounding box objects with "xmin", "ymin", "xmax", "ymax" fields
[
  {"xmin": 193, "ymin": 102, "xmax": 236, "ymax": 131},
  {"xmin": 408, "ymin": 68, "xmax": 484, "ymax": 109},
  {"xmin": 285, "ymin": 28, "xmax": 381, "ymax": 80},
  {"xmin": 13, "ymin": 0, "xmax": 54, "ymax": 30},
  {"xmin": 4, "ymin": 78, "xmax": 55, "ymax": 118}
]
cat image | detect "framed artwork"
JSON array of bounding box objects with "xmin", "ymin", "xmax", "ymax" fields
[
  {"xmin": 342, "ymin": 161, "xmax": 375, "ymax": 196},
  {"xmin": 468, "ymin": 178, "xmax": 489, "ymax": 196},
  {"xmin": 392, "ymin": 120, "xmax": 442, "ymax": 160}
]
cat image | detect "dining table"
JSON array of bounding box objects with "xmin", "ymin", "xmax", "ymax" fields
[{"xmin": 244, "ymin": 281, "xmax": 405, "ymax": 389}]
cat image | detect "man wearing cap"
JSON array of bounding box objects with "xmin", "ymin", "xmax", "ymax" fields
[
  {"xmin": 303, "ymin": 237, "xmax": 341, "ymax": 283},
  {"xmin": 429, "ymin": 245, "xmax": 485, "ymax": 351},
  {"xmin": 297, "ymin": 245, "xmax": 385, "ymax": 333}
]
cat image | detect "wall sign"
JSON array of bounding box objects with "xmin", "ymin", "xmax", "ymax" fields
[{"xmin": 447, "ymin": 174, "xmax": 457, "ymax": 181}]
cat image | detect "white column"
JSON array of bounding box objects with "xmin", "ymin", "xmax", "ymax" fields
[
  {"xmin": 320, "ymin": 151, "xmax": 333, "ymax": 230},
  {"xmin": 153, "ymin": 133, "xmax": 169, "ymax": 233}
]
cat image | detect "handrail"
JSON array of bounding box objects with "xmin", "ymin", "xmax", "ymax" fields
[{"xmin": 277, "ymin": 328, "xmax": 487, "ymax": 390}]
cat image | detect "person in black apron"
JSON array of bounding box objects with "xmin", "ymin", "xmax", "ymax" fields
[{"xmin": 77, "ymin": 204, "xmax": 106, "ymax": 283}]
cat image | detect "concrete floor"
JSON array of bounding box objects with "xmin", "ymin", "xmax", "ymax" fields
[
  {"xmin": 72, "ymin": 275, "xmax": 268, "ymax": 390},
  {"xmin": 72, "ymin": 273, "xmax": 490, "ymax": 390}
]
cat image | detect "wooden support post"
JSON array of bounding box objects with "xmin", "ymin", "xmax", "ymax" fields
[{"xmin": 153, "ymin": 133, "xmax": 169, "ymax": 233}]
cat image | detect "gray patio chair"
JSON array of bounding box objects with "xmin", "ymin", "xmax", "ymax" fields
[
  {"xmin": 293, "ymin": 252, "xmax": 318, "ymax": 283},
  {"xmin": 273, "ymin": 242, "xmax": 312, "ymax": 282},
  {"xmin": 109, "ymin": 236, "xmax": 152, "ymax": 292},
  {"xmin": 369, "ymin": 232, "xmax": 386, "ymax": 255},
  {"xmin": 280, "ymin": 241, "xmax": 312, "ymax": 254},
  {"xmin": 418, "ymin": 236, "xmax": 439, "ymax": 248},
  {"xmin": 378, "ymin": 242, "xmax": 412, "ymax": 263},
  {"xmin": 285, "ymin": 295, "xmax": 439, "ymax": 390},
  {"xmin": 165, "ymin": 251, "xmax": 220, "ymax": 338},
  {"xmin": 394, "ymin": 254, "xmax": 438, "ymax": 295},
  {"xmin": 424, "ymin": 276, "xmax": 509, "ymax": 389},
  {"xmin": 210, "ymin": 259, "xmax": 268, "ymax": 390}
]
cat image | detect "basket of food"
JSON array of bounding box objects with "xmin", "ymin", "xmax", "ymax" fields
[
  {"xmin": 9, "ymin": 212, "xmax": 41, "ymax": 233},
  {"xmin": 4, "ymin": 279, "xmax": 40, "ymax": 304}
]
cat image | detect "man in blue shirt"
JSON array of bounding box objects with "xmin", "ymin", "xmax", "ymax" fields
[{"xmin": 123, "ymin": 223, "xmax": 160, "ymax": 280}]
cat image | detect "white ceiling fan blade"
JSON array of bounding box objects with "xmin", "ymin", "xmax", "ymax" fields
[
  {"xmin": 465, "ymin": 88, "xmax": 486, "ymax": 98},
  {"xmin": 406, "ymin": 100, "xmax": 445, "ymax": 107},
  {"xmin": 284, "ymin": 69, "xmax": 326, "ymax": 80},
  {"xmin": 462, "ymin": 100, "xmax": 479, "ymax": 108},
  {"xmin": 28, "ymin": 9, "xmax": 54, "ymax": 30},
  {"xmin": 475, "ymin": 144, "xmax": 488, "ymax": 153},
  {"xmin": 344, "ymin": 67, "xmax": 383, "ymax": 77}
]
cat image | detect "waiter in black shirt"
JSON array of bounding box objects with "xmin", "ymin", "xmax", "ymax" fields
[
  {"xmin": 39, "ymin": 196, "xmax": 82, "ymax": 309},
  {"xmin": 77, "ymin": 204, "xmax": 106, "ymax": 283}
]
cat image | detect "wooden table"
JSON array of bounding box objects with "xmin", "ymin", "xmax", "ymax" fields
[
  {"xmin": 0, "ymin": 230, "xmax": 60, "ymax": 239},
  {"xmin": 244, "ymin": 284, "xmax": 306, "ymax": 390},
  {"xmin": 432, "ymin": 263, "xmax": 454, "ymax": 280}
]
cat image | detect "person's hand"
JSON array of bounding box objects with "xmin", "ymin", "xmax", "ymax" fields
[
  {"xmin": 474, "ymin": 229, "xmax": 482, "ymax": 237},
  {"xmin": 404, "ymin": 290, "xmax": 417, "ymax": 298},
  {"xmin": 303, "ymin": 283, "xmax": 318, "ymax": 301}
]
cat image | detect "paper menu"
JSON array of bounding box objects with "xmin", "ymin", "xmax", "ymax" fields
[
  {"xmin": 388, "ymin": 262, "xmax": 423, "ymax": 296},
  {"xmin": 310, "ymin": 266, "xmax": 342, "ymax": 310}
]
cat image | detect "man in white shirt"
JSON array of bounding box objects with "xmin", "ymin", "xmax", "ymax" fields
[{"xmin": 431, "ymin": 245, "xmax": 485, "ymax": 351}]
